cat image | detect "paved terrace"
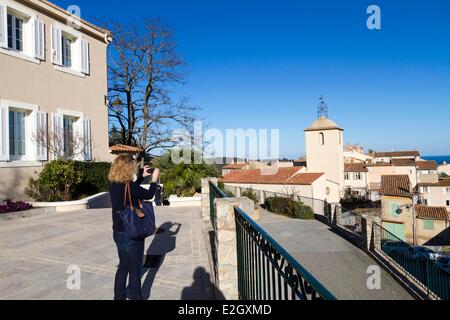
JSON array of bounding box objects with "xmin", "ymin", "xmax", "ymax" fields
[
  {"xmin": 258, "ymin": 210, "xmax": 414, "ymax": 300},
  {"xmin": 0, "ymin": 207, "xmax": 216, "ymax": 300}
]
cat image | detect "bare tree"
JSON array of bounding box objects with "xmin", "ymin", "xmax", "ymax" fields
[
  {"xmin": 107, "ymin": 19, "xmax": 199, "ymax": 154},
  {"xmin": 32, "ymin": 125, "xmax": 92, "ymax": 161}
]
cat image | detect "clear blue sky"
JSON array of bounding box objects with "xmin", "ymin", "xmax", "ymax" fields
[{"xmin": 55, "ymin": 0, "xmax": 450, "ymax": 158}]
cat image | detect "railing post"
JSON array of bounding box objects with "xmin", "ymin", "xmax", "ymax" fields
[
  {"xmin": 361, "ymin": 215, "xmax": 382, "ymax": 251},
  {"xmin": 215, "ymin": 197, "xmax": 240, "ymax": 300},
  {"xmin": 201, "ymin": 178, "xmax": 218, "ymax": 222},
  {"xmin": 259, "ymin": 190, "xmax": 265, "ymax": 206}
]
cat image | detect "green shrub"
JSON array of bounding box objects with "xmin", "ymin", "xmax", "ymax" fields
[
  {"xmin": 26, "ymin": 160, "xmax": 84, "ymax": 202},
  {"xmin": 26, "ymin": 160, "xmax": 111, "ymax": 202},
  {"xmin": 265, "ymin": 197, "xmax": 314, "ymax": 220}
]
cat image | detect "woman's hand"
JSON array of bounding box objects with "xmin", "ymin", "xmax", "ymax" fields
[
  {"xmin": 152, "ymin": 168, "xmax": 160, "ymax": 183},
  {"xmin": 142, "ymin": 166, "xmax": 152, "ymax": 178}
]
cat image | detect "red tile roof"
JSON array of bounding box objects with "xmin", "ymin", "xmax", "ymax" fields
[
  {"xmin": 223, "ymin": 163, "xmax": 248, "ymax": 170},
  {"xmin": 345, "ymin": 163, "xmax": 368, "ymax": 173},
  {"xmin": 380, "ymin": 175, "xmax": 412, "ymax": 197},
  {"xmin": 391, "ymin": 159, "xmax": 416, "ymax": 167},
  {"xmin": 417, "ymin": 160, "xmax": 438, "ymax": 170},
  {"xmin": 419, "ymin": 178, "xmax": 450, "ymax": 187},
  {"xmin": 416, "ymin": 205, "xmax": 449, "ymax": 221},
  {"xmin": 222, "ymin": 167, "xmax": 324, "ymax": 185},
  {"xmin": 374, "ymin": 151, "xmax": 420, "ymax": 158},
  {"xmin": 110, "ymin": 145, "xmax": 144, "ymax": 154}
]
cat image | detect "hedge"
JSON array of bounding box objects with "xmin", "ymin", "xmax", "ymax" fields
[
  {"xmin": 265, "ymin": 197, "xmax": 314, "ymax": 220},
  {"xmin": 26, "ymin": 160, "xmax": 111, "ymax": 202},
  {"xmin": 72, "ymin": 162, "xmax": 111, "ymax": 199}
]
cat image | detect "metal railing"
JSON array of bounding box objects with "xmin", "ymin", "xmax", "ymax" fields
[
  {"xmin": 374, "ymin": 223, "xmax": 450, "ymax": 300},
  {"xmin": 210, "ymin": 182, "xmax": 336, "ymax": 300}
]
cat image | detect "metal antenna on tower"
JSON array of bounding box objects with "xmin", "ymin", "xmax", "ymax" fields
[{"xmin": 317, "ymin": 95, "xmax": 329, "ymax": 119}]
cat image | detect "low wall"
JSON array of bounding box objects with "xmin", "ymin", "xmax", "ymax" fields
[
  {"xmin": 169, "ymin": 195, "xmax": 201, "ymax": 208},
  {"xmin": 31, "ymin": 192, "xmax": 111, "ymax": 212}
]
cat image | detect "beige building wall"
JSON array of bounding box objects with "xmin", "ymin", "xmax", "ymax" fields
[
  {"xmin": 418, "ymin": 171, "xmax": 439, "ymax": 184},
  {"xmin": 381, "ymin": 195, "xmax": 414, "ymax": 243},
  {"xmin": 305, "ymin": 128, "xmax": 344, "ymax": 203},
  {"xmin": 382, "ymin": 195, "xmax": 449, "ymax": 245},
  {"xmin": 0, "ymin": 0, "xmax": 110, "ymax": 200},
  {"xmin": 420, "ymin": 186, "xmax": 450, "ymax": 210},
  {"xmin": 416, "ymin": 219, "xmax": 449, "ymax": 246},
  {"xmin": 438, "ymin": 164, "xmax": 450, "ymax": 176}
]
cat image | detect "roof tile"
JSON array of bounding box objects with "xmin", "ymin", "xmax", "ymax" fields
[
  {"xmin": 416, "ymin": 205, "xmax": 449, "ymax": 221},
  {"xmin": 380, "ymin": 175, "xmax": 412, "ymax": 197},
  {"xmin": 222, "ymin": 167, "xmax": 324, "ymax": 185}
]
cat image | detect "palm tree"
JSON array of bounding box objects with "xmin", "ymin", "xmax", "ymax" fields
[{"xmin": 156, "ymin": 151, "xmax": 220, "ymax": 197}]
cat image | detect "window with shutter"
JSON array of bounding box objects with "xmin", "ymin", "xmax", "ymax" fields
[
  {"xmin": 80, "ymin": 38, "xmax": 90, "ymax": 74},
  {"xmin": 0, "ymin": 5, "xmax": 6, "ymax": 48},
  {"xmin": 51, "ymin": 113, "xmax": 64, "ymax": 159},
  {"xmin": 51, "ymin": 25, "xmax": 62, "ymax": 65},
  {"xmin": 35, "ymin": 111, "xmax": 48, "ymax": 161},
  {"xmin": 0, "ymin": 105, "xmax": 10, "ymax": 161},
  {"xmin": 34, "ymin": 19, "xmax": 45, "ymax": 60}
]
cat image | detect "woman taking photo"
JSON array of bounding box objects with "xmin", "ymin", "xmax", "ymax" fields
[{"xmin": 108, "ymin": 154, "xmax": 160, "ymax": 300}]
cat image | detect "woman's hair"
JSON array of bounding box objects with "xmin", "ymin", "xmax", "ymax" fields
[{"xmin": 108, "ymin": 154, "xmax": 137, "ymax": 183}]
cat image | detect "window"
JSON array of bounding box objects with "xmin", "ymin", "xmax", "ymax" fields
[
  {"xmin": 446, "ymin": 200, "xmax": 450, "ymax": 207},
  {"xmin": 354, "ymin": 173, "xmax": 362, "ymax": 180},
  {"xmin": 389, "ymin": 203, "xmax": 400, "ymax": 217},
  {"xmin": 9, "ymin": 110, "xmax": 26, "ymax": 158},
  {"xmin": 421, "ymin": 187, "xmax": 429, "ymax": 194},
  {"xmin": 344, "ymin": 172, "xmax": 350, "ymax": 180},
  {"xmin": 423, "ymin": 199, "xmax": 428, "ymax": 206},
  {"xmin": 421, "ymin": 170, "xmax": 430, "ymax": 175},
  {"xmin": 62, "ymin": 35, "xmax": 72, "ymax": 67},
  {"xmin": 423, "ymin": 220, "xmax": 435, "ymax": 231},
  {"xmin": 63, "ymin": 116, "xmax": 75, "ymax": 158},
  {"xmin": 51, "ymin": 25, "xmax": 90, "ymax": 75},
  {"xmin": 319, "ymin": 132, "xmax": 325, "ymax": 146},
  {"xmin": 445, "ymin": 188, "xmax": 450, "ymax": 194},
  {"xmin": 7, "ymin": 13, "xmax": 23, "ymax": 52}
]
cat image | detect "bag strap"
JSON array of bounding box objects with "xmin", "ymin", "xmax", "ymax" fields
[{"xmin": 124, "ymin": 182, "xmax": 135, "ymax": 210}]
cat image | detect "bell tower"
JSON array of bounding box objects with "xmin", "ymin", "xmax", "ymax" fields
[{"xmin": 304, "ymin": 98, "xmax": 344, "ymax": 203}]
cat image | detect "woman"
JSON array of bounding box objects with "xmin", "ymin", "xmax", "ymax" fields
[{"xmin": 108, "ymin": 154, "xmax": 160, "ymax": 300}]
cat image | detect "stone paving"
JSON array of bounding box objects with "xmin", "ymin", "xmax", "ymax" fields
[
  {"xmin": 258, "ymin": 210, "xmax": 414, "ymax": 300},
  {"xmin": 0, "ymin": 206, "xmax": 216, "ymax": 300}
]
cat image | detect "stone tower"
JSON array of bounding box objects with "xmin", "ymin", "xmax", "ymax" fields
[{"xmin": 304, "ymin": 111, "xmax": 344, "ymax": 203}]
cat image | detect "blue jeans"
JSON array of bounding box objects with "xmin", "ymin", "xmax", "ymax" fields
[{"xmin": 113, "ymin": 231, "xmax": 145, "ymax": 300}]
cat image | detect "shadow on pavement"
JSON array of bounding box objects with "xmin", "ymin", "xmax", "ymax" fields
[
  {"xmin": 142, "ymin": 222, "xmax": 181, "ymax": 300},
  {"xmin": 181, "ymin": 267, "xmax": 225, "ymax": 300}
]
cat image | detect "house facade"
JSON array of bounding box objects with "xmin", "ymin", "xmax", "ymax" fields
[
  {"xmin": 418, "ymin": 178, "xmax": 450, "ymax": 210},
  {"xmin": 344, "ymin": 163, "xmax": 368, "ymax": 199},
  {"xmin": 0, "ymin": 0, "xmax": 111, "ymax": 200},
  {"xmin": 380, "ymin": 175, "xmax": 449, "ymax": 246}
]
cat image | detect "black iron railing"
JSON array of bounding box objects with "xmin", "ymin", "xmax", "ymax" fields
[
  {"xmin": 209, "ymin": 182, "xmax": 336, "ymax": 300},
  {"xmin": 374, "ymin": 223, "xmax": 450, "ymax": 300}
]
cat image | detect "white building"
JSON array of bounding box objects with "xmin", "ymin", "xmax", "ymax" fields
[{"xmin": 304, "ymin": 116, "xmax": 344, "ymax": 203}]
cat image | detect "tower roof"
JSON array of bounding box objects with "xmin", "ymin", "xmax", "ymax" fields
[{"xmin": 304, "ymin": 116, "xmax": 343, "ymax": 132}]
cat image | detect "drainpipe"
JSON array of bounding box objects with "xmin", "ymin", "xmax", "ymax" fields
[{"xmin": 412, "ymin": 194, "xmax": 417, "ymax": 246}]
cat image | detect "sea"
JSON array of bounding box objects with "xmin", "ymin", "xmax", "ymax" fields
[{"xmin": 422, "ymin": 155, "xmax": 450, "ymax": 165}]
